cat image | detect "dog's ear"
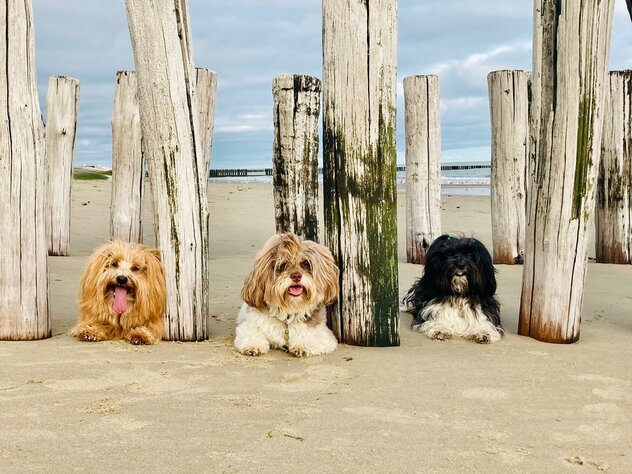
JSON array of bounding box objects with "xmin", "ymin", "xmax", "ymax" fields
[
  {"xmin": 240, "ymin": 235, "xmax": 281, "ymax": 309},
  {"xmin": 470, "ymin": 239, "xmax": 497, "ymax": 294},
  {"xmin": 304, "ymin": 240, "xmax": 340, "ymax": 305},
  {"xmin": 79, "ymin": 242, "xmax": 113, "ymax": 293},
  {"xmin": 147, "ymin": 247, "xmax": 161, "ymax": 262}
]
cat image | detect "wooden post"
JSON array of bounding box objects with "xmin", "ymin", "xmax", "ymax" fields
[
  {"xmin": 487, "ymin": 70, "xmax": 529, "ymax": 265},
  {"xmin": 596, "ymin": 71, "xmax": 632, "ymax": 264},
  {"xmin": 0, "ymin": 0, "xmax": 50, "ymax": 339},
  {"xmin": 323, "ymin": 0, "xmax": 399, "ymax": 346},
  {"xmin": 272, "ymin": 74, "xmax": 321, "ymax": 241},
  {"xmin": 519, "ymin": 0, "xmax": 615, "ymax": 343},
  {"xmin": 45, "ymin": 75, "xmax": 80, "ymax": 256},
  {"xmin": 125, "ymin": 0, "xmax": 210, "ymax": 341},
  {"xmin": 110, "ymin": 71, "xmax": 144, "ymax": 243},
  {"xmin": 195, "ymin": 68, "xmax": 218, "ymax": 177},
  {"xmin": 403, "ymin": 75, "xmax": 441, "ymax": 264}
]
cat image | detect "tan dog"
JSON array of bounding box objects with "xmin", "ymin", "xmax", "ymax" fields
[
  {"xmin": 234, "ymin": 233, "xmax": 340, "ymax": 357},
  {"xmin": 72, "ymin": 240, "xmax": 166, "ymax": 345}
]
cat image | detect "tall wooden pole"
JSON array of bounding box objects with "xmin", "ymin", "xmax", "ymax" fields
[
  {"xmin": 519, "ymin": 0, "xmax": 615, "ymax": 343},
  {"xmin": 272, "ymin": 74, "xmax": 321, "ymax": 241},
  {"xmin": 0, "ymin": 0, "xmax": 50, "ymax": 339},
  {"xmin": 45, "ymin": 75, "xmax": 80, "ymax": 256},
  {"xmin": 322, "ymin": 0, "xmax": 399, "ymax": 346},
  {"xmin": 403, "ymin": 75, "xmax": 441, "ymax": 264},
  {"xmin": 596, "ymin": 71, "xmax": 632, "ymax": 264},
  {"xmin": 125, "ymin": 0, "xmax": 210, "ymax": 341},
  {"xmin": 110, "ymin": 71, "xmax": 144, "ymax": 243},
  {"xmin": 488, "ymin": 70, "xmax": 529, "ymax": 265}
]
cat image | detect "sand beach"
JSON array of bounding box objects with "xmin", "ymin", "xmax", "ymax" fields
[{"xmin": 1, "ymin": 178, "xmax": 630, "ymax": 473}]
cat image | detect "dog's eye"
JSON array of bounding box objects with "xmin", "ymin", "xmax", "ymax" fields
[
  {"xmin": 300, "ymin": 260, "xmax": 311, "ymax": 272},
  {"xmin": 131, "ymin": 265, "xmax": 140, "ymax": 272},
  {"xmin": 276, "ymin": 262, "xmax": 288, "ymax": 273},
  {"xmin": 111, "ymin": 261, "xmax": 119, "ymax": 268}
]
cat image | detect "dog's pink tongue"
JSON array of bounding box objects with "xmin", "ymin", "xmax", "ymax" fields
[
  {"xmin": 288, "ymin": 285, "xmax": 304, "ymax": 296},
  {"xmin": 113, "ymin": 287, "xmax": 128, "ymax": 314}
]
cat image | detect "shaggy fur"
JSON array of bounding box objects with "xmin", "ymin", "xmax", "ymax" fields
[
  {"xmin": 403, "ymin": 235, "xmax": 503, "ymax": 343},
  {"xmin": 235, "ymin": 233, "xmax": 339, "ymax": 357},
  {"xmin": 72, "ymin": 240, "xmax": 166, "ymax": 345}
]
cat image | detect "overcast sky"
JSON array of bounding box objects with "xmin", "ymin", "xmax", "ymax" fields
[{"xmin": 32, "ymin": 0, "xmax": 632, "ymax": 168}]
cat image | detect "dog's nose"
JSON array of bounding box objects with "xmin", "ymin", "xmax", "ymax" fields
[
  {"xmin": 290, "ymin": 272, "xmax": 302, "ymax": 282},
  {"xmin": 116, "ymin": 275, "xmax": 128, "ymax": 285},
  {"xmin": 456, "ymin": 257, "xmax": 466, "ymax": 269}
]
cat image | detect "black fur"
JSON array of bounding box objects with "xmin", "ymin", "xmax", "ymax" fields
[{"xmin": 403, "ymin": 235, "xmax": 502, "ymax": 333}]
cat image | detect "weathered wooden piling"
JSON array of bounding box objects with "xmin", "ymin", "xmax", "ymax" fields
[
  {"xmin": 125, "ymin": 0, "xmax": 210, "ymax": 341},
  {"xmin": 0, "ymin": 0, "xmax": 50, "ymax": 339},
  {"xmin": 110, "ymin": 71, "xmax": 144, "ymax": 243},
  {"xmin": 322, "ymin": 0, "xmax": 400, "ymax": 346},
  {"xmin": 403, "ymin": 75, "xmax": 441, "ymax": 264},
  {"xmin": 519, "ymin": 0, "xmax": 615, "ymax": 343},
  {"xmin": 487, "ymin": 70, "xmax": 529, "ymax": 265},
  {"xmin": 596, "ymin": 70, "xmax": 632, "ymax": 264},
  {"xmin": 272, "ymin": 74, "xmax": 321, "ymax": 241},
  {"xmin": 45, "ymin": 75, "xmax": 80, "ymax": 256}
]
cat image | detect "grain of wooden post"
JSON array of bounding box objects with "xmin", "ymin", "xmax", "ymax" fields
[
  {"xmin": 519, "ymin": 0, "xmax": 615, "ymax": 343},
  {"xmin": 125, "ymin": 0, "xmax": 210, "ymax": 341},
  {"xmin": 110, "ymin": 71, "xmax": 144, "ymax": 243},
  {"xmin": 0, "ymin": 0, "xmax": 50, "ymax": 339},
  {"xmin": 596, "ymin": 71, "xmax": 632, "ymax": 264},
  {"xmin": 403, "ymin": 75, "xmax": 441, "ymax": 264},
  {"xmin": 488, "ymin": 70, "xmax": 529, "ymax": 265},
  {"xmin": 272, "ymin": 74, "xmax": 321, "ymax": 241},
  {"xmin": 45, "ymin": 75, "xmax": 80, "ymax": 256},
  {"xmin": 323, "ymin": 0, "xmax": 399, "ymax": 346},
  {"xmin": 195, "ymin": 68, "xmax": 217, "ymax": 176}
]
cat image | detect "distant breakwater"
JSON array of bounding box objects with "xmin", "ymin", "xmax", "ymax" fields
[{"xmin": 209, "ymin": 163, "xmax": 491, "ymax": 178}]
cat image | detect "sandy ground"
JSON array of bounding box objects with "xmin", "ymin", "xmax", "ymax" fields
[{"xmin": 1, "ymin": 179, "xmax": 631, "ymax": 473}]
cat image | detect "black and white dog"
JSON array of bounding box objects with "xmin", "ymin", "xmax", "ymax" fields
[{"xmin": 403, "ymin": 235, "xmax": 503, "ymax": 343}]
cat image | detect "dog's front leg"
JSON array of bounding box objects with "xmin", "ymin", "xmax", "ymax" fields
[
  {"xmin": 72, "ymin": 323, "xmax": 113, "ymax": 342},
  {"xmin": 287, "ymin": 321, "xmax": 337, "ymax": 357},
  {"xmin": 123, "ymin": 326, "xmax": 161, "ymax": 345},
  {"xmin": 234, "ymin": 320, "xmax": 271, "ymax": 356}
]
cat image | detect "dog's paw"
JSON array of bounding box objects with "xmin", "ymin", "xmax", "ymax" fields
[
  {"xmin": 470, "ymin": 333, "xmax": 492, "ymax": 344},
  {"xmin": 431, "ymin": 332, "xmax": 452, "ymax": 341},
  {"xmin": 240, "ymin": 346, "xmax": 265, "ymax": 356},
  {"xmin": 78, "ymin": 330, "xmax": 105, "ymax": 342},
  {"xmin": 129, "ymin": 335, "xmax": 149, "ymax": 345},
  {"xmin": 289, "ymin": 346, "xmax": 310, "ymax": 357}
]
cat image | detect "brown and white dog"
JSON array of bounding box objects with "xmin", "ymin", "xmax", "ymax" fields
[
  {"xmin": 234, "ymin": 233, "xmax": 339, "ymax": 357},
  {"xmin": 72, "ymin": 240, "xmax": 166, "ymax": 345}
]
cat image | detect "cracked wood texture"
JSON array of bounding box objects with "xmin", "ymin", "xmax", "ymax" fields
[
  {"xmin": 596, "ymin": 71, "xmax": 632, "ymax": 264},
  {"xmin": 519, "ymin": 0, "xmax": 615, "ymax": 343},
  {"xmin": 45, "ymin": 75, "xmax": 80, "ymax": 256},
  {"xmin": 195, "ymin": 68, "xmax": 217, "ymax": 178},
  {"xmin": 0, "ymin": 0, "xmax": 50, "ymax": 339},
  {"xmin": 125, "ymin": 0, "xmax": 210, "ymax": 341},
  {"xmin": 110, "ymin": 71, "xmax": 144, "ymax": 243},
  {"xmin": 488, "ymin": 70, "xmax": 529, "ymax": 265},
  {"xmin": 323, "ymin": 0, "xmax": 400, "ymax": 346},
  {"xmin": 272, "ymin": 74, "xmax": 321, "ymax": 241},
  {"xmin": 404, "ymin": 75, "xmax": 441, "ymax": 264}
]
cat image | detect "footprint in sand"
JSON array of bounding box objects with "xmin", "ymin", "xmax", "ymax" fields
[{"xmin": 268, "ymin": 364, "xmax": 351, "ymax": 393}]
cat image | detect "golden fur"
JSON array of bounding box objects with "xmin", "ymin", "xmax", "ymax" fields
[
  {"xmin": 72, "ymin": 240, "xmax": 166, "ymax": 345},
  {"xmin": 235, "ymin": 233, "xmax": 340, "ymax": 357}
]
